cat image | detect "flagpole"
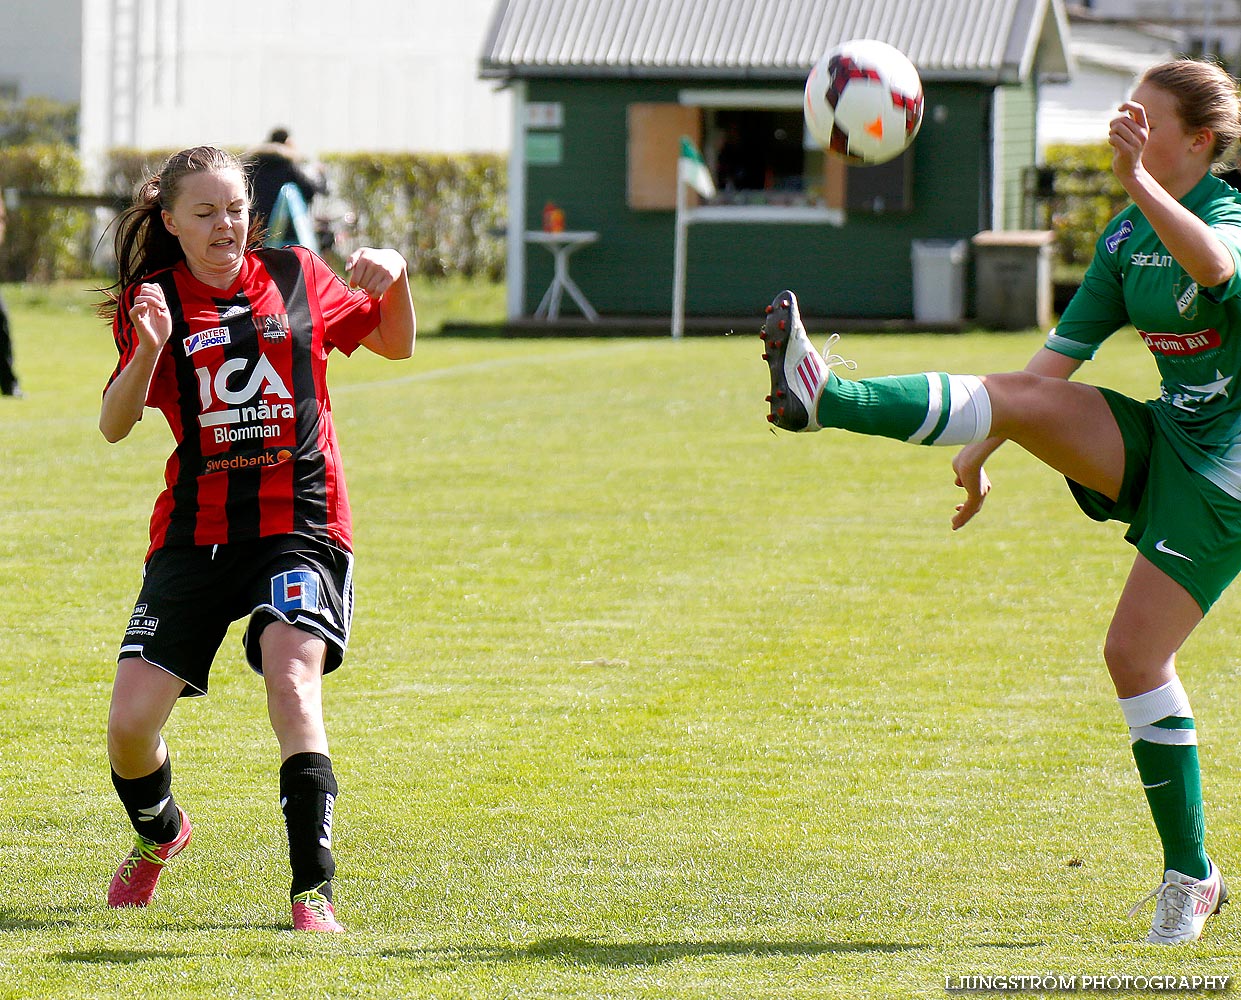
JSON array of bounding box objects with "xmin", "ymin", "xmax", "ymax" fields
[{"xmin": 672, "ymin": 171, "xmax": 688, "ymax": 340}]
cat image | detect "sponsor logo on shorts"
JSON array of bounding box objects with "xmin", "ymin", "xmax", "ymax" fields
[
  {"xmin": 1140, "ymin": 328, "xmax": 1220, "ymax": 356},
  {"xmin": 183, "ymin": 327, "xmax": 231, "ymax": 355},
  {"xmin": 1105, "ymin": 219, "xmax": 1133, "ymax": 254},
  {"xmin": 202, "ymin": 446, "xmax": 294, "ymax": 475},
  {"xmin": 1155, "ymin": 539, "xmax": 1193, "ymax": 563},
  {"xmin": 127, "ymin": 607, "xmax": 160, "ymax": 637},
  {"xmin": 272, "ymin": 569, "xmax": 320, "ymax": 614},
  {"xmin": 256, "ymin": 313, "xmax": 291, "ymax": 342}
]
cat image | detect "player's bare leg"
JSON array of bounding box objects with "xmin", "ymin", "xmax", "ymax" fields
[
  {"xmin": 760, "ymin": 291, "xmax": 1226, "ymax": 943},
  {"xmin": 260, "ymin": 622, "xmax": 344, "ymax": 932},
  {"xmin": 106, "ymin": 658, "xmax": 192, "ymax": 907}
]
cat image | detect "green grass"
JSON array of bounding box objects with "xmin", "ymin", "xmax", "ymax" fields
[{"xmin": 2, "ymin": 282, "xmax": 1240, "ymax": 998}]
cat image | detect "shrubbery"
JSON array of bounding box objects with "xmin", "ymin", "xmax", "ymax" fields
[
  {"xmin": 1041, "ymin": 142, "xmax": 1131, "ymax": 277},
  {"xmin": 0, "ymin": 139, "xmax": 1152, "ymax": 287},
  {"xmin": 0, "ymin": 143, "xmax": 88, "ymax": 281},
  {"xmin": 322, "ymin": 152, "xmax": 506, "ymax": 279},
  {"xmin": 0, "ymin": 144, "xmax": 507, "ymax": 281},
  {"xmin": 103, "ymin": 148, "xmax": 507, "ymax": 280}
]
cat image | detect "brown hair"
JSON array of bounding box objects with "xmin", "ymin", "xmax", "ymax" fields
[
  {"xmin": 1141, "ymin": 57, "xmax": 1241, "ymax": 166},
  {"xmin": 99, "ymin": 146, "xmax": 258, "ymax": 318}
]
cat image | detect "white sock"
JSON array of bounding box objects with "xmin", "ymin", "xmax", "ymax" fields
[{"xmin": 906, "ymin": 373, "xmax": 992, "ymax": 446}]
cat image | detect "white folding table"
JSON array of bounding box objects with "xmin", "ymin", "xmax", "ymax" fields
[{"xmin": 525, "ymin": 230, "xmax": 600, "ymax": 321}]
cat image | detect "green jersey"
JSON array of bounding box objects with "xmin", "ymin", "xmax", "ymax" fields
[{"xmin": 1047, "ymin": 172, "xmax": 1241, "ymax": 499}]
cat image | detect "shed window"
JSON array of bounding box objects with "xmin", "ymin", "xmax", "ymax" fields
[
  {"xmin": 705, "ymin": 107, "xmax": 912, "ymax": 213},
  {"xmin": 626, "ymin": 101, "xmax": 908, "ymax": 215},
  {"xmin": 706, "ymin": 108, "xmax": 822, "ymax": 205}
]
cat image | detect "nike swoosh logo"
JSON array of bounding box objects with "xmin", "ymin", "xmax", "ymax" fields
[
  {"xmin": 1143, "ymin": 779, "xmax": 1172, "ymax": 790},
  {"xmin": 1155, "ymin": 539, "xmax": 1193, "ymax": 562},
  {"xmin": 137, "ymin": 795, "xmax": 172, "ymax": 820}
]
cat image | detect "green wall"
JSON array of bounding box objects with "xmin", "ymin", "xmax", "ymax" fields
[{"xmin": 522, "ymin": 78, "xmax": 999, "ymax": 319}]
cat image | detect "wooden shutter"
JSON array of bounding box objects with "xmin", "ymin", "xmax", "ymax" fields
[
  {"xmin": 627, "ymin": 103, "xmax": 702, "ymax": 210},
  {"xmin": 823, "ymin": 154, "xmax": 847, "ymax": 212}
]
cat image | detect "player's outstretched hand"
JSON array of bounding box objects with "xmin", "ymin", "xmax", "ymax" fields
[
  {"xmin": 345, "ymin": 248, "xmax": 407, "ymax": 298},
  {"xmin": 951, "ymin": 445, "xmax": 992, "ymax": 530},
  {"xmin": 128, "ymin": 282, "xmax": 173, "ymax": 354}
]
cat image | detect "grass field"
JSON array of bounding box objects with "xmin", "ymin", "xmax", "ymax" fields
[{"xmin": 1, "ymin": 280, "xmax": 1240, "ymax": 998}]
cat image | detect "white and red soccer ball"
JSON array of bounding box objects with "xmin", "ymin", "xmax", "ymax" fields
[{"xmin": 804, "ymin": 39, "xmax": 924, "ymax": 165}]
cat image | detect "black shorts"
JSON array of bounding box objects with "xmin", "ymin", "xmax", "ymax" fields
[{"xmin": 119, "ymin": 534, "xmax": 355, "ymax": 697}]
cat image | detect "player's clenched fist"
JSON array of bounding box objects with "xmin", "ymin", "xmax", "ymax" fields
[{"xmin": 128, "ymin": 282, "xmax": 173, "ymax": 353}]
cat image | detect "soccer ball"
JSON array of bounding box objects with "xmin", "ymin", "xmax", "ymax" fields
[{"xmin": 804, "ymin": 39, "xmax": 924, "ymax": 165}]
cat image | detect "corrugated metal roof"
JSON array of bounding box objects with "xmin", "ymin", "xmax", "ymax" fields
[{"xmin": 480, "ymin": 0, "xmax": 1071, "ymax": 82}]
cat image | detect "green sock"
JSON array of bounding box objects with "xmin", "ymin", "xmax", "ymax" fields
[
  {"xmin": 815, "ymin": 371, "xmax": 991, "ymax": 446},
  {"xmin": 1132, "ymin": 733, "xmax": 1209, "ymax": 879},
  {"xmin": 1121, "ymin": 681, "xmax": 1209, "ymax": 880}
]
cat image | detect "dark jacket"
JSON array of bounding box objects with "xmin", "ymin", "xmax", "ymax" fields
[{"xmin": 245, "ymin": 142, "xmax": 324, "ymax": 229}]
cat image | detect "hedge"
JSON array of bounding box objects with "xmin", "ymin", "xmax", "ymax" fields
[
  {"xmin": 0, "ymin": 145, "xmax": 506, "ymax": 281},
  {"xmin": 103, "ymin": 148, "xmax": 507, "ymax": 280},
  {"xmin": 0, "ymin": 143, "xmax": 88, "ymax": 281},
  {"xmin": 321, "ymin": 152, "xmax": 506, "ymax": 279},
  {"xmin": 0, "ymin": 140, "xmax": 1153, "ymax": 286},
  {"xmin": 1041, "ymin": 142, "xmax": 1130, "ymax": 276}
]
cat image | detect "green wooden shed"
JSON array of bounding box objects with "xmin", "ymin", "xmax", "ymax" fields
[{"xmin": 480, "ymin": 0, "xmax": 1073, "ymax": 325}]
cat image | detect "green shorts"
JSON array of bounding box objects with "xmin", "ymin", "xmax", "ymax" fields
[{"xmin": 1066, "ymin": 386, "xmax": 1241, "ymax": 613}]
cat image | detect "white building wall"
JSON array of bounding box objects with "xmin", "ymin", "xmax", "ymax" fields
[
  {"xmin": 1072, "ymin": 0, "xmax": 1241, "ymax": 57},
  {"xmin": 1037, "ymin": 19, "xmax": 1176, "ymax": 151},
  {"xmin": 0, "ymin": 0, "xmax": 83, "ymax": 103},
  {"xmin": 75, "ymin": 0, "xmax": 510, "ymax": 184}
]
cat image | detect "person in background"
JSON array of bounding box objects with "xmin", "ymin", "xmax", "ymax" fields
[
  {"xmin": 99, "ymin": 145, "xmax": 415, "ymax": 932},
  {"xmin": 245, "ymin": 127, "xmax": 325, "ymax": 247},
  {"xmin": 0, "ymin": 198, "xmax": 23, "ymax": 397}
]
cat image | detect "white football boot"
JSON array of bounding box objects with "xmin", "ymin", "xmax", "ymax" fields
[
  {"xmin": 761, "ymin": 289, "xmax": 853, "ymax": 431},
  {"xmin": 1127, "ymin": 860, "xmax": 1228, "ymax": 945}
]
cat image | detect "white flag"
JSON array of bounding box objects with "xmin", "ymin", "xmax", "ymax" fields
[{"xmin": 678, "ymin": 137, "xmax": 716, "ymax": 199}]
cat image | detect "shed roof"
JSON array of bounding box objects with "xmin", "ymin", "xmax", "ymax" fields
[{"xmin": 480, "ymin": 0, "xmax": 1072, "ymax": 83}]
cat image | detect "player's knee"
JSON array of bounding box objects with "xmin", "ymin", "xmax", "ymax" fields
[
  {"xmin": 266, "ymin": 669, "xmax": 318, "ymax": 709},
  {"xmin": 1103, "ymin": 628, "xmax": 1151, "ymax": 685},
  {"xmin": 106, "ymin": 706, "xmax": 160, "ymax": 762},
  {"xmin": 263, "ymin": 654, "xmax": 324, "ymax": 724}
]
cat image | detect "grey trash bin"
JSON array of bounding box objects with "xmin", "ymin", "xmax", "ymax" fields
[
  {"xmin": 910, "ymin": 239, "xmax": 968, "ymax": 324},
  {"xmin": 971, "ymin": 230, "xmax": 1055, "ymax": 330}
]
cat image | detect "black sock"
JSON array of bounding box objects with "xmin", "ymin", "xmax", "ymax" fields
[
  {"xmin": 280, "ymin": 752, "xmax": 338, "ymax": 902},
  {"xmin": 111, "ymin": 756, "xmax": 181, "ymax": 844}
]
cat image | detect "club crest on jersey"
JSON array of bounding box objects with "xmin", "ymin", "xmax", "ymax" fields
[
  {"xmin": 272, "ymin": 570, "xmax": 320, "ymax": 614},
  {"xmin": 1175, "ymin": 277, "xmax": 1200, "ymax": 319},
  {"xmin": 183, "ymin": 327, "xmax": 230, "ymax": 355},
  {"xmin": 1105, "ymin": 220, "xmax": 1133, "ymax": 254},
  {"xmin": 256, "ymin": 313, "xmax": 291, "ymax": 342}
]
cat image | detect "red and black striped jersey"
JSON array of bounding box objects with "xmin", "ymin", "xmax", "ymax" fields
[{"xmin": 107, "ymin": 246, "xmax": 381, "ymax": 557}]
